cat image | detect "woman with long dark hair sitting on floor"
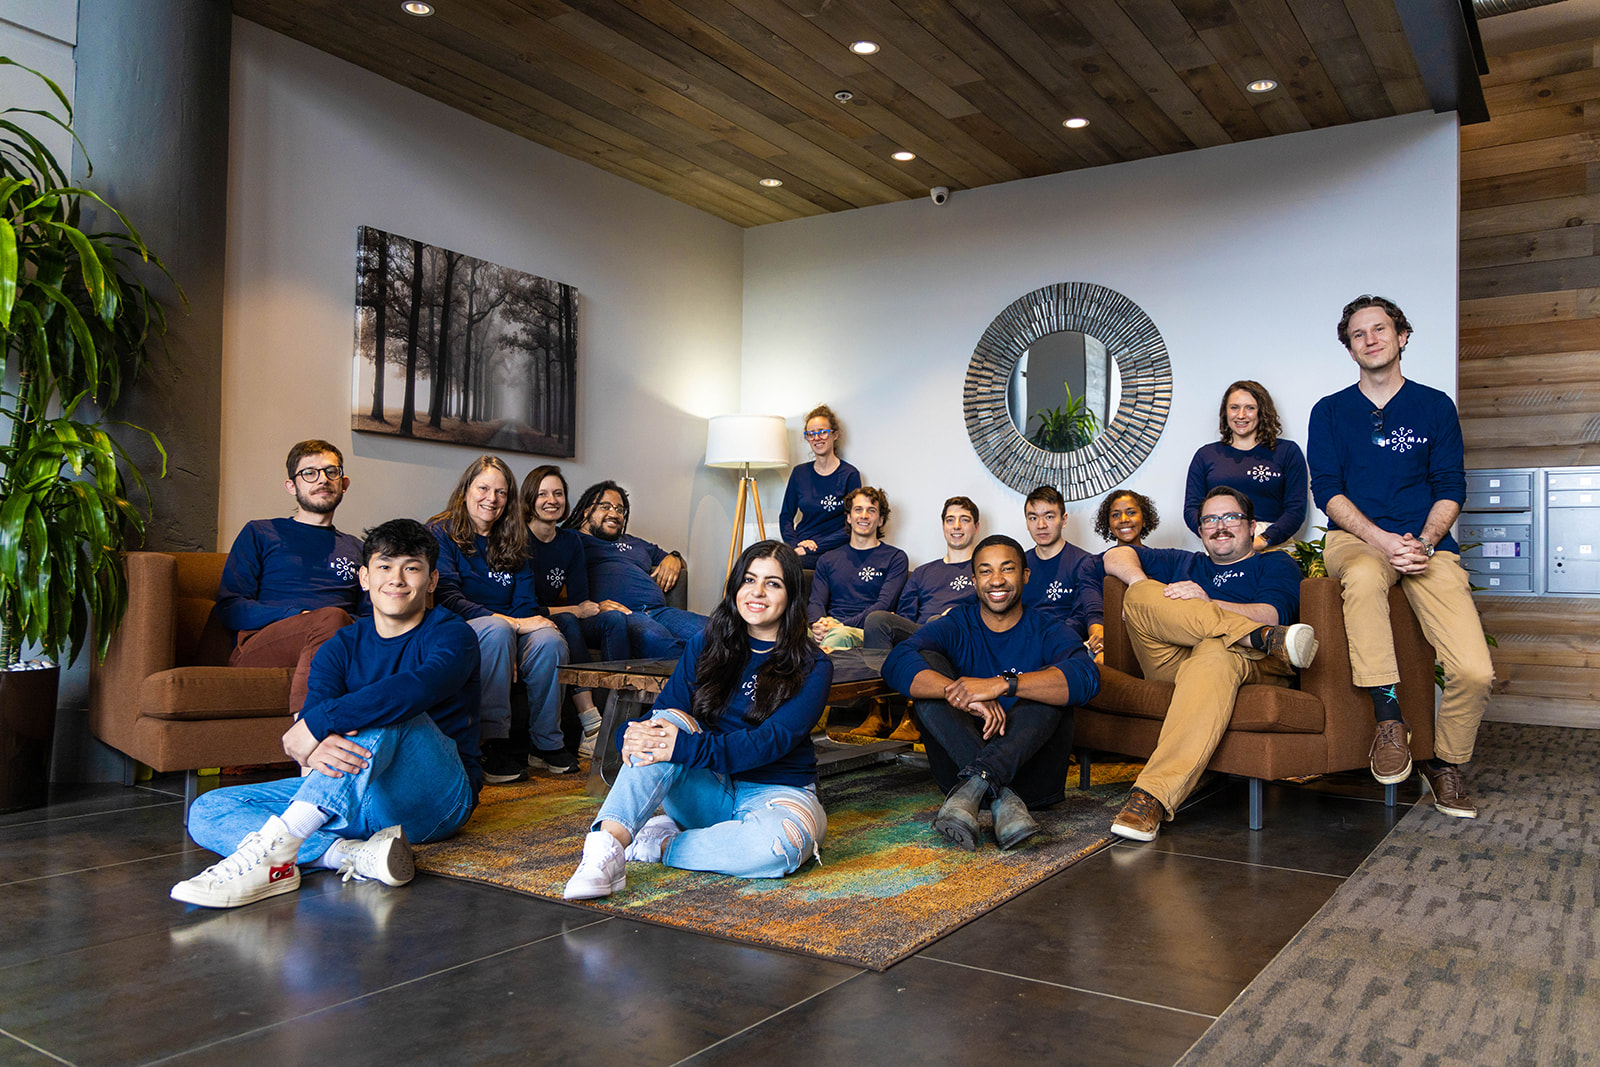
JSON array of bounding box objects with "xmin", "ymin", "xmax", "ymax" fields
[{"xmin": 563, "ymin": 540, "xmax": 832, "ymax": 899}]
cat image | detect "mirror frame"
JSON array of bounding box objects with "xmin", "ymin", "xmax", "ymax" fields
[{"xmin": 963, "ymin": 282, "xmax": 1172, "ymax": 499}]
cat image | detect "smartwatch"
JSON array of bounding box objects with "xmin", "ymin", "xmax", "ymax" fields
[{"xmin": 1001, "ymin": 671, "xmax": 1019, "ymax": 698}]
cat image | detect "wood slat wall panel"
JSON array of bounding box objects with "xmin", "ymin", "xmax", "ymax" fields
[
  {"xmin": 1458, "ymin": 100, "xmax": 1589, "ymax": 152},
  {"xmin": 1460, "ymin": 288, "xmax": 1600, "ymax": 328},
  {"xmin": 1460, "ymin": 131, "xmax": 1600, "ymax": 182},
  {"xmin": 1488, "ymin": 662, "xmax": 1600, "ymax": 701},
  {"xmin": 1461, "ymin": 192, "xmax": 1600, "ymax": 241},
  {"xmin": 1459, "ymin": 412, "xmax": 1600, "ymax": 450},
  {"xmin": 1460, "ymin": 255, "xmax": 1600, "ymax": 301},
  {"xmin": 1467, "ymin": 443, "xmax": 1600, "ymax": 469},
  {"xmin": 1459, "ymin": 224, "xmax": 1595, "ymax": 270},
  {"xmin": 1460, "ymin": 319, "xmax": 1600, "ymax": 358},
  {"xmin": 1459, "ymin": 382, "xmax": 1599, "ymax": 418},
  {"xmin": 1461, "ymin": 351, "xmax": 1600, "ymax": 391},
  {"xmin": 1460, "ymin": 163, "xmax": 1590, "ymax": 212},
  {"xmin": 1479, "ymin": 39, "xmax": 1597, "ymax": 88},
  {"xmin": 1481, "ymin": 66, "xmax": 1600, "ymax": 118}
]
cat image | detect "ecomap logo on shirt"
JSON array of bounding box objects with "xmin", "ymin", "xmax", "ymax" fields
[
  {"xmin": 822, "ymin": 494, "xmax": 843, "ymax": 511},
  {"xmin": 1045, "ymin": 580, "xmax": 1070, "ymax": 601},
  {"xmin": 546, "ymin": 567, "xmax": 566, "ymax": 588},
  {"xmin": 331, "ymin": 556, "xmax": 358, "ymax": 581},
  {"xmin": 858, "ymin": 566, "xmax": 882, "ymax": 583},
  {"xmin": 1248, "ymin": 463, "xmax": 1276, "ymax": 483},
  {"xmin": 950, "ymin": 574, "xmax": 972, "ymax": 591},
  {"xmin": 1211, "ymin": 569, "xmax": 1246, "ymax": 588},
  {"xmin": 1383, "ymin": 427, "xmax": 1427, "ymax": 454},
  {"xmin": 489, "ymin": 572, "xmax": 512, "ymax": 587}
]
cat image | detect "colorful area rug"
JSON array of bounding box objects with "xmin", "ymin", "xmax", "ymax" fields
[{"xmin": 416, "ymin": 758, "xmax": 1140, "ymax": 971}]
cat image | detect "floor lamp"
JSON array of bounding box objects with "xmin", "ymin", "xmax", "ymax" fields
[{"xmin": 705, "ymin": 414, "xmax": 790, "ymax": 577}]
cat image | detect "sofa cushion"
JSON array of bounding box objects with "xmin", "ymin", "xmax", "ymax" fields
[
  {"xmin": 1088, "ymin": 665, "xmax": 1325, "ymax": 734},
  {"xmin": 140, "ymin": 667, "xmax": 294, "ymax": 721}
]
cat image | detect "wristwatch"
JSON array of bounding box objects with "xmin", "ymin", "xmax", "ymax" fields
[
  {"xmin": 1419, "ymin": 539, "xmax": 1436, "ymax": 557},
  {"xmin": 1001, "ymin": 671, "xmax": 1019, "ymax": 697}
]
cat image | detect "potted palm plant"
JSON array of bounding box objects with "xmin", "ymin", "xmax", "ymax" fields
[{"xmin": 0, "ymin": 58, "xmax": 171, "ymax": 810}]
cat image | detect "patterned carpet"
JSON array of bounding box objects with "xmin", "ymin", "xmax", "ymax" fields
[
  {"xmin": 416, "ymin": 759, "xmax": 1140, "ymax": 971},
  {"xmin": 1180, "ymin": 721, "xmax": 1600, "ymax": 1065}
]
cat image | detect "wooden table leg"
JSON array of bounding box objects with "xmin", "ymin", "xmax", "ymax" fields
[{"xmin": 584, "ymin": 688, "xmax": 651, "ymax": 800}]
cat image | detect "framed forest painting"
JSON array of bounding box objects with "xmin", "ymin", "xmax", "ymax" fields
[{"xmin": 351, "ymin": 226, "xmax": 577, "ymax": 457}]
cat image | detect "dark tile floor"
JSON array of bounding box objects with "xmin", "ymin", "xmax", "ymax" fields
[{"xmin": 0, "ymin": 765, "xmax": 1419, "ymax": 1067}]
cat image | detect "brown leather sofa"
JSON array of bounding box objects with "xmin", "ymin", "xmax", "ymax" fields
[
  {"xmin": 1075, "ymin": 575, "xmax": 1438, "ymax": 828},
  {"xmin": 89, "ymin": 552, "xmax": 295, "ymax": 807}
]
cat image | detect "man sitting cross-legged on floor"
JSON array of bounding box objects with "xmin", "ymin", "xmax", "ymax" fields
[
  {"xmin": 1102, "ymin": 487, "xmax": 1318, "ymax": 843},
  {"xmin": 883, "ymin": 535, "xmax": 1100, "ymax": 851},
  {"xmin": 171, "ymin": 519, "xmax": 482, "ymax": 909}
]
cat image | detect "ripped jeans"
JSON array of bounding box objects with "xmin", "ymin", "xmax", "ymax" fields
[{"xmin": 592, "ymin": 716, "xmax": 826, "ymax": 878}]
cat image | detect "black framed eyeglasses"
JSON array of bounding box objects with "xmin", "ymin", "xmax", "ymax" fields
[
  {"xmin": 1198, "ymin": 512, "xmax": 1247, "ymax": 529},
  {"xmin": 1370, "ymin": 409, "xmax": 1386, "ymax": 446},
  {"xmin": 294, "ymin": 465, "xmax": 344, "ymax": 484}
]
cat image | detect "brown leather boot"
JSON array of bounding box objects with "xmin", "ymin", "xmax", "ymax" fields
[
  {"xmin": 888, "ymin": 705, "xmax": 921, "ymax": 742},
  {"xmin": 854, "ymin": 699, "xmax": 891, "ymax": 737}
]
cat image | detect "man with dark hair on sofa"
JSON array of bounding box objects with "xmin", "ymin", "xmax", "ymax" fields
[
  {"xmin": 171, "ymin": 519, "xmax": 481, "ymax": 909},
  {"xmin": 1021, "ymin": 484, "xmax": 1105, "ymax": 656},
  {"xmin": 564, "ymin": 480, "xmax": 708, "ymax": 658},
  {"xmin": 1101, "ymin": 486, "xmax": 1318, "ymax": 843},
  {"xmin": 883, "ymin": 534, "xmax": 1100, "ymax": 851},
  {"xmin": 214, "ymin": 439, "xmax": 365, "ymax": 717},
  {"xmin": 1309, "ymin": 294, "xmax": 1493, "ymax": 819}
]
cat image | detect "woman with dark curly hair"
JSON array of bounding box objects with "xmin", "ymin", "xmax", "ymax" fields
[
  {"xmin": 563, "ymin": 541, "xmax": 831, "ymax": 899},
  {"xmin": 1183, "ymin": 380, "xmax": 1308, "ymax": 550},
  {"xmin": 1094, "ymin": 489, "xmax": 1160, "ymax": 548},
  {"xmin": 428, "ymin": 456, "xmax": 570, "ymax": 785}
]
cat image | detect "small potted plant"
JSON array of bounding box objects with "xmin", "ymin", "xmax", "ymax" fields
[{"xmin": 0, "ymin": 58, "xmax": 172, "ymax": 810}]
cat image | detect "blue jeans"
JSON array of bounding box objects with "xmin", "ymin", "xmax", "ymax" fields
[
  {"xmin": 625, "ymin": 606, "xmax": 709, "ymax": 659},
  {"xmin": 551, "ymin": 610, "xmax": 630, "ymax": 665},
  {"xmin": 186, "ymin": 714, "xmax": 475, "ymax": 864},
  {"xmin": 595, "ymin": 714, "xmax": 825, "ymax": 878},
  {"xmin": 469, "ymin": 616, "xmax": 568, "ymax": 750}
]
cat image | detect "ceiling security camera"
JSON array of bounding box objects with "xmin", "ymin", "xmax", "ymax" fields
[{"xmin": 930, "ymin": 186, "xmax": 949, "ymax": 205}]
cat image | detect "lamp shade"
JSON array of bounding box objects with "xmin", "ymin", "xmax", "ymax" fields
[{"xmin": 705, "ymin": 414, "xmax": 790, "ymax": 469}]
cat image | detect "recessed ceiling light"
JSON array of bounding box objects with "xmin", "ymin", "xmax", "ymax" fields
[
  {"xmin": 401, "ymin": 1, "xmax": 434, "ymax": 15},
  {"xmin": 1062, "ymin": 117, "xmax": 1089, "ymax": 129},
  {"xmin": 891, "ymin": 150, "xmax": 916, "ymax": 162},
  {"xmin": 850, "ymin": 41, "xmax": 880, "ymax": 55},
  {"xmin": 1247, "ymin": 79, "xmax": 1277, "ymax": 93},
  {"xmin": 759, "ymin": 178, "xmax": 783, "ymax": 188}
]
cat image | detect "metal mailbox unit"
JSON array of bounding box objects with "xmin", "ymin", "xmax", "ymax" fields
[{"xmin": 1459, "ymin": 467, "xmax": 1600, "ymax": 598}]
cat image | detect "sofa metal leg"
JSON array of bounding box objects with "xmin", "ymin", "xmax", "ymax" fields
[
  {"xmin": 123, "ymin": 755, "xmax": 137, "ymax": 788},
  {"xmin": 184, "ymin": 771, "xmax": 199, "ymax": 824},
  {"xmin": 1248, "ymin": 777, "xmax": 1264, "ymax": 831},
  {"xmin": 1384, "ymin": 782, "xmax": 1396, "ymax": 808},
  {"xmin": 1077, "ymin": 749, "xmax": 1091, "ymax": 790}
]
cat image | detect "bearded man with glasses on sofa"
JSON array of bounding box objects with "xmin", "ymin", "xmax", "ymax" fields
[{"xmin": 214, "ymin": 440, "xmax": 367, "ymax": 718}]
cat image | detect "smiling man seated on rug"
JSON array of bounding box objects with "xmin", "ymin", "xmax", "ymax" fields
[
  {"xmin": 882, "ymin": 535, "xmax": 1101, "ymax": 851},
  {"xmin": 171, "ymin": 519, "xmax": 482, "ymax": 909},
  {"xmin": 564, "ymin": 541, "xmax": 832, "ymax": 900}
]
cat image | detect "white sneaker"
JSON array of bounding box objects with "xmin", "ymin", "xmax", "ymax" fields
[
  {"xmin": 563, "ymin": 830, "xmax": 626, "ymax": 899},
  {"xmin": 171, "ymin": 815, "xmax": 302, "ymax": 908},
  {"xmin": 577, "ymin": 707, "xmax": 603, "ymax": 759},
  {"xmin": 334, "ymin": 825, "xmax": 415, "ymax": 887},
  {"xmin": 624, "ymin": 815, "xmax": 680, "ymax": 863}
]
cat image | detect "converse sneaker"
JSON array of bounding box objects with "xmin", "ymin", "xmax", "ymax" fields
[
  {"xmin": 577, "ymin": 707, "xmax": 603, "ymax": 760},
  {"xmin": 624, "ymin": 815, "xmax": 680, "ymax": 863},
  {"xmin": 333, "ymin": 825, "xmax": 415, "ymax": 887},
  {"xmin": 171, "ymin": 815, "xmax": 302, "ymax": 908},
  {"xmin": 563, "ymin": 830, "xmax": 626, "ymax": 899}
]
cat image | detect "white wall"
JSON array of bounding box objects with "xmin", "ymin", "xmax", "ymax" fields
[
  {"xmin": 1, "ymin": 2, "xmax": 75, "ymax": 167},
  {"xmin": 739, "ymin": 112, "xmax": 1460, "ymax": 567},
  {"xmin": 222, "ymin": 20, "xmax": 745, "ymax": 611}
]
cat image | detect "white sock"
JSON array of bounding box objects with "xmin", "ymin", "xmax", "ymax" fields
[
  {"xmin": 313, "ymin": 840, "xmax": 351, "ymax": 870},
  {"xmin": 279, "ymin": 801, "xmax": 330, "ymax": 841}
]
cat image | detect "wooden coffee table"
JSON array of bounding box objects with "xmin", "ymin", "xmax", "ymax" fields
[{"xmin": 561, "ymin": 647, "xmax": 909, "ymax": 798}]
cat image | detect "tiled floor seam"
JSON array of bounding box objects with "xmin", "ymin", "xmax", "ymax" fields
[
  {"xmin": 1107, "ymin": 842, "xmax": 1354, "ymax": 880},
  {"xmin": 1, "ymin": 850, "xmax": 196, "ymax": 890},
  {"xmin": 669, "ymin": 969, "xmax": 869, "ymax": 1066},
  {"xmin": 0, "ymin": 1027, "xmax": 77, "ymax": 1065},
  {"xmin": 0, "ymin": 798, "xmax": 185, "ymax": 831},
  {"xmin": 914, "ymin": 956, "xmax": 1219, "ymax": 1020}
]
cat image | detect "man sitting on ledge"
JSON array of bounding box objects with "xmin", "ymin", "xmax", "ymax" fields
[
  {"xmin": 171, "ymin": 519, "xmax": 481, "ymax": 909},
  {"xmin": 883, "ymin": 535, "xmax": 1100, "ymax": 851},
  {"xmin": 1102, "ymin": 487, "xmax": 1317, "ymax": 843}
]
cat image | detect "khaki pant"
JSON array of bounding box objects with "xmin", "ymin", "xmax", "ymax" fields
[
  {"xmin": 1121, "ymin": 580, "xmax": 1293, "ymax": 816},
  {"xmin": 1322, "ymin": 531, "xmax": 1492, "ymax": 763}
]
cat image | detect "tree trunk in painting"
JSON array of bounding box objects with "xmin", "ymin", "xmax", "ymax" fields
[
  {"xmin": 369, "ymin": 235, "xmax": 389, "ymax": 422},
  {"xmin": 399, "ymin": 239, "xmax": 424, "ymax": 436},
  {"xmin": 430, "ymin": 251, "xmax": 458, "ymax": 430}
]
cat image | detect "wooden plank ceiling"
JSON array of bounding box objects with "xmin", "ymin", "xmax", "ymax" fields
[{"xmin": 233, "ymin": 0, "xmax": 1440, "ymax": 227}]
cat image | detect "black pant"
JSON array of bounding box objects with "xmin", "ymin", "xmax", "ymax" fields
[
  {"xmin": 910, "ymin": 650, "xmax": 1075, "ymax": 809},
  {"xmin": 863, "ymin": 610, "xmax": 920, "ymax": 650}
]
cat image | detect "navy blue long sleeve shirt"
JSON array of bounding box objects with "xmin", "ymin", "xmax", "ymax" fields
[
  {"xmin": 808, "ymin": 542, "xmax": 910, "ymax": 627},
  {"xmin": 1023, "ymin": 542, "xmax": 1102, "ymax": 639},
  {"xmin": 780, "ymin": 460, "xmax": 861, "ymax": 556},
  {"xmin": 882, "ymin": 604, "xmax": 1101, "ymax": 711},
  {"xmin": 1183, "ymin": 439, "xmax": 1309, "ymax": 547},
  {"xmin": 214, "ymin": 518, "xmax": 366, "ymax": 633},
  {"xmin": 428, "ymin": 522, "xmax": 543, "ymax": 620},
  {"xmin": 1308, "ymin": 380, "xmax": 1467, "ymax": 553},
  {"xmin": 1127, "ymin": 546, "xmax": 1303, "ymax": 625},
  {"xmin": 579, "ymin": 530, "xmax": 670, "ymax": 611},
  {"xmin": 645, "ymin": 631, "xmax": 834, "ymax": 787},
  {"xmin": 527, "ymin": 527, "xmax": 590, "ymax": 607},
  {"xmin": 896, "ymin": 558, "xmax": 977, "ymax": 623}
]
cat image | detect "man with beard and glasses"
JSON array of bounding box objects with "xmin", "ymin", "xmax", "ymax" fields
[
  {"xmin": 1100, "ymin": 486, "xmax": 1318, "ymax": 842},
  {"xmin": 883, "ymin": 535, "xmax": 1100, "ymax": 852},
  {"xmin": 215, "ymin": 440, "xmax": 367, "ymax": 718}
]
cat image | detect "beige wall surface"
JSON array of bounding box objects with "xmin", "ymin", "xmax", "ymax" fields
[{"xmin": 221, "ymin": 20, "xmax": 745, "ymax": 612}]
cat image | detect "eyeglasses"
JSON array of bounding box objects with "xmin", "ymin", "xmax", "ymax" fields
[
  {"xmin": 294, "ymin": 465, "xmax": 344, "ymax": 484},
  {"xmin": 592, "ymin": 501, "xmax": 628, "ymax": 515},
  {"xmin": 1198, "ymin": 512, "xmax": 1247, "ymax": 529},
  {"xmin": 1370, "ymin": 409, "xmax": 1386, "ymax": 445},
  {"xmin": 803, "ymin": 429, "xmax": 833, "ymax": 440}
]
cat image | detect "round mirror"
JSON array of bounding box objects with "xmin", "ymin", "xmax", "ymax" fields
[
  {"xmin": 1006, "ymin": 331, "xmax": 1123, "ymax": 452},
  {"xmin": 964, "ymin": 283, "xmax": 1171, "ymax": 499}
]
